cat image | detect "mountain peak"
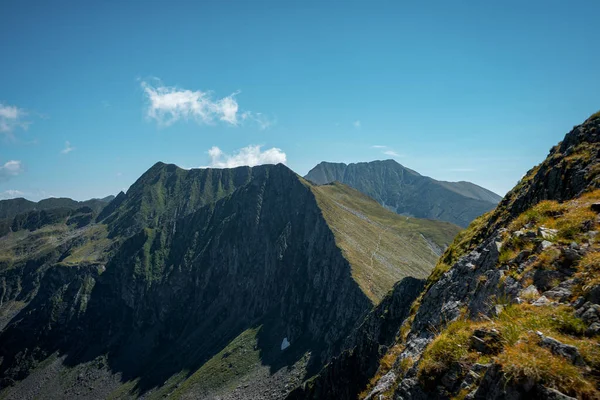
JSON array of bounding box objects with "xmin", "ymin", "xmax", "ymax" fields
[{"xmin": 305, "ymin": 159, "xmax": 500, "ymax": 227}]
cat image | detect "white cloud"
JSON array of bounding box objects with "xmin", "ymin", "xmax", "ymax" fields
[
  {"xmin": 141, "ymin": 79, "xmax": 273, "ymax": 129},
  {"xmin": 371, "ymin": 145, "xmax": 403, "ymax": 158},
  {"xmin": 205, "ymin": 145, "xmax": 287, "ymax": 168},
  {"xmin": 0, "ymin": 160, "xmax": 24, "ymax": 181},
  {"xmin": 353, "ymin": 120, "xmax": 361, "ymax": 128},
  {"xmin": 0, "ymin": 189, "xmax": 25, "ymax": 199},
  {"xmin": 61, "ymin": 141, "xmax": 75, "ymax": 154},
  {"xmin": 0, "ymin": 103, "xmax": 30, "ymax": 137}
]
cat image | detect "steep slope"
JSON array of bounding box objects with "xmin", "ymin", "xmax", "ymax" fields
[
  {"xmin": 0, "ymin": 163, "xmax": 458, "ymax": 399},
  {"xmin": 305, "ymin": 160, "xmax": 501, "ymax": 227},
  {"xmin": 294, "ymin": 112, "xmax": 600, "ymax": 400},
  {"xmin": 311, "ymin": 182, "xmax": 459, "ymax": 302}
]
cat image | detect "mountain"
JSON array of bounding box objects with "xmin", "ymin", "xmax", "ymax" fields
[
  {"xmin": 304, "ymin": 160, "xmax": 502, "ymax": 227},
  {"xmin": 291, "ymin": 112, "xmax": 600, "ymax": 399},
  {"xmin": 0, "ymin": 162, "xmax": 459, "ymax": 399},
  {"xmin": 0, "ymin": 195, "xmax": 114, "ymax": 220}
]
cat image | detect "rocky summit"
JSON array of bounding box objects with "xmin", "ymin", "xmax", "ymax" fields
[
  {"xmin": 0, "ymin": 162, "xmax": 458, "ymax": 399},
  {"xmin": 305, "ymin": 160, "xmax": 502, "ymax": 228}
]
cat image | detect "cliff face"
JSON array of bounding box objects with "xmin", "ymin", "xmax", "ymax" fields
[
  {"xmin": 305, "ymin": 160, "xmax": 501, "ymax": 227},
  {"xmin": 0, "ymin": 163, "xmax": 457, "ymax": 399},
  {"xmin": 338, "ymin": 113, "xmax": 600, "ymax": 399}
]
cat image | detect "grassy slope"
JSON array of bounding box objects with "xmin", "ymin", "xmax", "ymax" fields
[
  {"xmin": 309, "ymin": 181, "xmax": 461, "ymax": 303},
  {"xmin": 416, "ymin": 190, "xmax": 600, "ymax": 399}
]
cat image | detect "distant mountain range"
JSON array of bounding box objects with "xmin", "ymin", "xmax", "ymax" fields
[
  {"xmin": 0, "ymin": 195, "xmax": 114, "ymax": 220},
  {"xmin": 305, "ymin": 160, "xmax": 501, "ymax": 227}
]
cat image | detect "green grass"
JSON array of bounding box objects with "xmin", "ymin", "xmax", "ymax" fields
[{"xmin": 166, "ymin": 327, "xmax": 262, "ymax": 399}]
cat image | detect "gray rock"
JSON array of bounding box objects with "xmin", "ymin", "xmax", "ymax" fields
[
  {"xmin": 538, "ymin": 240, "xmax": 554, "ymax": 251},
  {"xmin": 572, "ymin": 296, "xmax": 586, "ymax": 308},
  {"xmin": 470, "ymin": 329, "xmax": 503, "ymax": 355},
  {"xmin": 577, "ymin": 303, "xmax": 600, "ymax": 324},
  {"xmin": 532, "ymin": 295, "xmax": 551, "ymax": 306},
  {"xmin": 591, "ymin": 203, "xmax": 600, "ymax": 213},
  {"xmin": 460, "ymin": 370, "xmax": 481, "ymax": 390},
  {"xmin": 364, "ymin": 371, "xmax": 396, "ymax": 400},
  {"xmin": 538, "ymin": 226, "xmax": 558, "ymax": 240},
  {"xmin": 543, "ymin": 279, "xmax": 574, "ymax": 303},
  {"xmin": 514, "ymin": 250, "xmax": 532, "ymax": 264},
  {"xmin": 586, "ymin": 284, "xmax": 600, "ymax": 304},
  {"xmin": 519, "ymin": 285, "xmax": 540, "ymax": 301},
  {"xmin": 586, "ymin": 322, "xmax": 600, "ymax": 336},
  {"xmin": 537, "ymin": 332, "xmax": 586, "ymax": 366},
  {"xmin": 470, "ymin": 363, "xmax": 490, "ymax": 374},
  {"xmin": 536, "ymin": 385, "xmax": 577, "ymax": 399}
]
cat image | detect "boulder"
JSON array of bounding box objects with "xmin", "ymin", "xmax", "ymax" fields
[
  {"xmin": 536, "ymin": 332, "xmax": 586, "ymax": 366},
  {"xmin": 543, "ymin": 279, "xmax": 574, "ymax": 303}
]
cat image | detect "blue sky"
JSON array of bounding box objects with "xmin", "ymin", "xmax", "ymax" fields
[{"xmin": 1, "ymin": 0, "xmax": 599, "ymax": 201}]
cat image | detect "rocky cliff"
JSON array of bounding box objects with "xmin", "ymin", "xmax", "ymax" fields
[{"xmin": 304, "ymin": 160, "xmax": 501, "ymax": 227}]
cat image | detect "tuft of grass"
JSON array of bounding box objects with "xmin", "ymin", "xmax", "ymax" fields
[
  {"xmin": 497, "ymin": 336, "xmax": 596, "ymax": 398},
  {"xmin": 574, "ymin": 251, "xmax": 600, "ymax": 298},
  {"xmin": 531, "ymin": 247, "xmax": 561, "ymax": 271},
  {"xmin": 418, "ymin": 319, "xmax": 476, "ymax": 385},
  {"xmin": 508, "ymin": 200, "xmax": 566, "ymax": 232}
]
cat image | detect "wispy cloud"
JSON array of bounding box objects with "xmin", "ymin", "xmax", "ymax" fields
[
  {"xmin": 0, "ymin": 160, "xmax": 24, "ymax": 182},
  {"xmin": 141, "ymin": 79, "xmax": 273, "ymax": 129},
  {"xmin": 371, "ymin": 145, "xmax": 403, "ymax": 158},
  {"xmin": 204, "ymin": 145, "xmax": 287, "ymax": 168},
  {"xmin": 61, "ymin": 141, "xmax": 75, "ymax": 154},
  {"xmin": 353, "ymin": 120, "xmax": 361, "ymax": 129},
  {"xmin": 0, "ymin": 189, "xmax": 25, "ymax": 199},
  {"xmin": 0, "ymin": 103, "xmax": 30, "ymax": 138}
]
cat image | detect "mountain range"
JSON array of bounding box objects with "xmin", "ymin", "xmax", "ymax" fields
[
  {"xmin": 305, "ymin": 160, "xmax": 502, "ymax": 227},
  {"xmin": 0, "ymin": 161, "xmax": 459, "ymax": 399},
  {"xmin": 1, "ymin": 112, "xmax": 600, "ymax": 399}
]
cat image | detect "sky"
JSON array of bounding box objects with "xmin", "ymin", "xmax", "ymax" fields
[{"xmin": 1, "ymin": 0, "xmax": 599, "ymax": 201}]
